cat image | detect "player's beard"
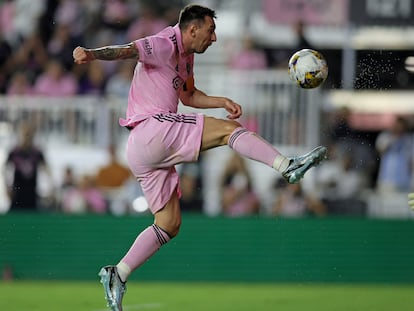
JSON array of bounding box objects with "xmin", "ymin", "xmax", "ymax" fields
[{"xmin": 196, "ymin": 43, "xmax": 211, "ymax": 54}]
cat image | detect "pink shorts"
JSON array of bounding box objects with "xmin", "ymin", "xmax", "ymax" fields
[{"xmin": 126, "ymin": 112, "xmax": 204, "ymax": 213}]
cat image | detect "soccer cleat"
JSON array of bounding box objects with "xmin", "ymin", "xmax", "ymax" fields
[
  {"xmin": 282, "ymin": 146, "xmax": 327, "ymax": 184},
  {"xmin": 99, "ymin": 265, "xmax": 127, "ymax": 311}
]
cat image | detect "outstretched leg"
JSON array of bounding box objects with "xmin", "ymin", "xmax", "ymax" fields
[{"xmin": 201, "ymin": 116, "xmax": 327, "ymax": 183}]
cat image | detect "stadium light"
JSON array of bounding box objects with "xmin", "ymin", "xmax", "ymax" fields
[
  {"xmin": 405, "ymin": 56, "xmax": 414, "ymax": 73},
  {"xmin": 132, "ymin": 196, "xmax": 149, "ymax": 213}
]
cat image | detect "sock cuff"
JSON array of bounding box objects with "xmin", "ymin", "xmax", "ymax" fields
[
  {"xmin": 151, "ymin": 224, "xmax": 171, "ymax": 246},
  {"xmin": 228, "ymin": 127, "xmax": 249, "ymax": 149},
  {"xmin": 273, "ymin": 155, "xmax": 290, "ymax": 172},
  {"xmin": 116, "ymin": 262, "xmax": 131, "ymax": 283}
]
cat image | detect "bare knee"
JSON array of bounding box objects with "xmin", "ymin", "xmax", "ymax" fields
[
  {"xmin": 222, "ymin": 120, "xmax": 243, "ymax": 144},
  {"xmin": 225, "ymin": 120, "xmax": 242, "ymax": 131},
  {"xmin": 154, "ymin": 192, "xmax": 182, "ymax": 238},
  {"xmin": 155, "ymin": 216, "xmax": 181, "ymax": 238},
  {"xmin": 202, "ymin": 117, "xmax": 242, "ymax": 149}
]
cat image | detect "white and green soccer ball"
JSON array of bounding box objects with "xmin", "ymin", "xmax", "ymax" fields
[{"xmin": 288, "ymin": 49, "xmax": 328, "ymax": 89}]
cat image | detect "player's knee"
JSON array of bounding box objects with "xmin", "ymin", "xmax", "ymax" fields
[
  {"xmin": 154, "ymin": 190, "xmax": 182, "ymax": 237},
  {"xmin": 223, "ymin": 120, "xmax": 242, "ymax": 144},
  {"xmin": 170, "ymin": 225, "xmax": 180, "ymax": 238},
  {"xmin": 157, "ymin": 217, "xmax": 181, "ymax": 238},
  {"xmin": 226, "ymin": 120, "xmax": 242, "ymax": 131},
  {"xmin": 168, "ymin": 216, "xmax": 181, "ymax": 237},
  {"xmin": 167, "ymin": 221, "xmax": 181, "ymax": 238}
]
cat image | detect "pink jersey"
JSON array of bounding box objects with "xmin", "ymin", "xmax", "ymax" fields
[{"xmin": 119, "ymin": 24, "xmax": 194, "ymax": 128}]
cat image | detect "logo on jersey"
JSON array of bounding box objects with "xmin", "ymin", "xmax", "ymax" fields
[
  {"xmin": 143, "ymin": 39, "xmax": 152, "ymax": 55},
  {"xmin": 172, "ymin": 75, "xmax": 184, "ymax": 90}
]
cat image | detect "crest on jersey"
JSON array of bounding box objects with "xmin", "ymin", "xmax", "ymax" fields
[{"xmin": 172, "ymin": 76, "xmax": 184, "ymax": 90}]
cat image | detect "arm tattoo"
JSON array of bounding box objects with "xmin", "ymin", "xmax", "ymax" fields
[{"xmin": 87, "ymin": 43, "xmax": 139, "ymax": 61}]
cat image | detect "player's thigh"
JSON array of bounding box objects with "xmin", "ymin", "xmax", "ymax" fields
[
  {"xmin": 201, "ymin": 116, "xmax": 241, "ymax": 151},
  {"xmin": 154, "ymin": 189, "xmax": 181, "ymax": 237}
]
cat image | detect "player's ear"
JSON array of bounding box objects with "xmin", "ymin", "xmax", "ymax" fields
[{"xmin": 190, "ymin": 23, "xmax": 197, "ymax": 37}]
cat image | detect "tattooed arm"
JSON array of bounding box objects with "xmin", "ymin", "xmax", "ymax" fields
[{"xmin": 73, "ymin": 43, "xmax": 139, "ymax": 64}]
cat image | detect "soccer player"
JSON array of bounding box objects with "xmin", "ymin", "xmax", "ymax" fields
[
  {"xmin": 5, "ymin": 122, "xmax": 52, "ymax": 211},
  {"xmin": 73, "ymin": 4, "xmax": 327, "ymax": 311}
]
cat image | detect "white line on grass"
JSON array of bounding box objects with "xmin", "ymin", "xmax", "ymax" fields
[{"xmin": 94, "ymin": 302, "xmax": 163, "ymax": 311}]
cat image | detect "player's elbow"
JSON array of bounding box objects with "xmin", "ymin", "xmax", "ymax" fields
[
  {"xmin": 181, "ymin": 85, "xmax": 200, "ymax": 106},
  {"xmin": 180, "ymin": 93, "xmax": 195, "ymax": 107}
]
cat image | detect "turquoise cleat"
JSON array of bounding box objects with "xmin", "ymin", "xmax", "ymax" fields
[
  {"xmin": 99, "ymin": 266, "xmax": 127, "ymax": 311},
  {"xmin": 282, "ymin": 146, "xmax": 327, "ymax": 184}
]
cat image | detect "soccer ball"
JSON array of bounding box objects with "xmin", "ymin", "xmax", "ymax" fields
[{"xmin": 288, "ymin": 49, "xmax": 328, "ymax": 89}]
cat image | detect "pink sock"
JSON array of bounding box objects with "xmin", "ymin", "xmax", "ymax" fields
[
  {"xmin": 117, "ymin": 224, "xmax": 170, "ymax": 281},
  {"xmin": 228, "ymin": 127, "xmax": 282, "ymax": 167}
]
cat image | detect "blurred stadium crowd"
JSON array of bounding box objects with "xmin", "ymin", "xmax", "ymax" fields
[
  {"xmin": 0, "ymin": 0, "xmax": 187, "ymax": 97},
  {"xmin": 1, "ymin": 0, "xmax": 414, "ymax": 219}
]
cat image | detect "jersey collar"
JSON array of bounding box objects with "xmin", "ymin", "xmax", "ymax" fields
[{"xmin": 173, "ymin": 24, "xmax": 186, "ymax": 56}]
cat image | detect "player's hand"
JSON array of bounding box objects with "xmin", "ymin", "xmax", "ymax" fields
[
  {"xmin": 73, "ymin": 46, "xmax": 95, "ymax": 64},
  {"xmin": 223, "ymin": 98, "xmax": 242, "ymax": 119},
  {"xmin": 408, "ymin": 193, "xmax": 414, "ymax": 210}
]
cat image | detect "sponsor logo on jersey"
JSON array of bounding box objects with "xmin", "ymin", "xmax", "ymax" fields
[{"xmin": 143, "ymin": 39, "xmax": 152, "ymax": 55}]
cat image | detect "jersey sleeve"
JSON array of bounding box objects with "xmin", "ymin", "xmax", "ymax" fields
[{"xmin": 134, "ymin": 36, "xmax": 173, "ymax": 67}]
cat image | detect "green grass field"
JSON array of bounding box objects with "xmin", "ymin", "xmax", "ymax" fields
[{"xmin": 1, "ymin": 281, "xmax": 413, "ymax": 311}]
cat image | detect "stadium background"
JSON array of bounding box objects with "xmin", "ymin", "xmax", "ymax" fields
[{"xmin": 1, "ymin": 0, "xmax": 414, "ymax": 309}]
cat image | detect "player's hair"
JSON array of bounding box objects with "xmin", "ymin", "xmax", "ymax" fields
[{"xmin": 178, "ymin": 4, "xmax": 216, "ymax": 30}]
